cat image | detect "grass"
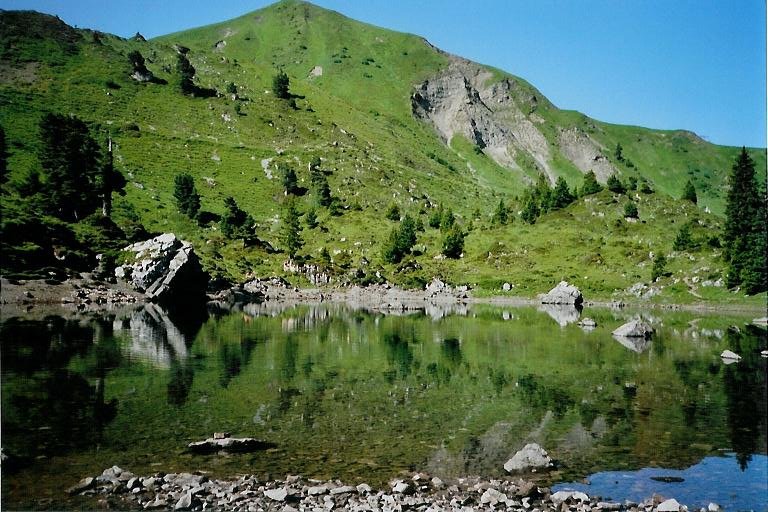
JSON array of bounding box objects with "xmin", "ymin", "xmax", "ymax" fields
[{"xmin": 0, "ymin": 1, "xmax": 765, "ymax": 305}]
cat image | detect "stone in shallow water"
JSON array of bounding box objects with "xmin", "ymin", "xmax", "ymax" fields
[{"xmin": 504, "ymin": 443, "xmax": 552, "ymax": 473}]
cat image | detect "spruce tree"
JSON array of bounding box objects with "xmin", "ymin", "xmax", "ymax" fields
[
  {"xmin": 580, "ymin": 170, "xmax": 603, "ymax": 196},
  {"xmin": 673, "ymin": 222, "xmax": 694, "ymax": 251},
  {"xmin": 281, "ymin": 198, "xmax": 303, "ymax": 258},
  {"xmin": 723, "ymin": 148, "xmax": 766, "ymax": 292},
  {"xmin": 682, "ymin": 180, "xmax": 698, "ymax": 204},
  {"xmin": 385, "ymin": 203, "xmax": 400, "ymax": 221},
  {"xmin": 442, "ymin": 226, "xmax": 465, "ymax": 259},
  {"xmin": 551, "ymin": 176, "xmax": 574, "ymax": 209},
  {"xmin": 440, "ymin": 208, "xmax": 455, "ymax": 231},
  {"xmin": 521, "ymin": 196, "xmax": 540, "ymax": 224},
  {"xmin": 606, "ymin": 174, "xmax": 626, "ymax": 194},
  {"xmin": 623, "ymin": 201, "xmax": 639, "ymax": 219},
  {"xmin": 492, "ymin": 199, "xmax": 509, "ymax": 225},
  {"xmin": 220, "ymin": 196, "xmax": 254, "ymax": 240},
  {"xmin": 173, "ymin": 173, "xmax": 201, "ymax": 219},
  {"xmin": 281, "ymin": 166, "xmax": 299, "ymax": 196},
  {"xmin": 272, "ymin": 70, "xmax": 290, "ymax": 99}
]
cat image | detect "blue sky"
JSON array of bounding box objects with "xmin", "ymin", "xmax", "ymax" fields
[{"xmin": 2, "ymin": 0, "xmax": 765, "ymax": 148}]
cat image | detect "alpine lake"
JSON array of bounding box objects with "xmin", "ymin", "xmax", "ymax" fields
[{"xmin": 1, "ymin": 300, "xmax": 766, "ymax": 511}]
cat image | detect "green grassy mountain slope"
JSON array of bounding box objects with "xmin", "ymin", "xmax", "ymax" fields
[{"xmin": 0, "ymin": 1, "xmax": 765, "ymax": 303}]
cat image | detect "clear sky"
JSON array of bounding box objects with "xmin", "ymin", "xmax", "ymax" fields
[{"xmin": 2, "ymin": 0, "xmax": 765, "ymax": 148}]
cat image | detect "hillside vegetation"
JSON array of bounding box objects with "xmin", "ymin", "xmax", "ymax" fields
[{"xmin": 0, "ymin": 1, "xmax": 765, "ymax": 304}]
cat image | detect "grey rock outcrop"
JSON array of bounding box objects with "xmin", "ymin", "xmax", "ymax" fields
[
  {"xmin": 540, "ymin": 281, "xmax": 583, "ymax": 306},
  {"xmin": 115, "ymin": 234, "xmax": 207, "ymax": 303},
  {"xmin": 504, "ymin": 443, "xmax": 553, "ymax": 473}
]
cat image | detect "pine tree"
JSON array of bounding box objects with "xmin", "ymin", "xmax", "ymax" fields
[
  {"xmin": 521, "ymin": 195, "xmax": 540, "ymax": 224},
  {"xmin": 551, "ymin": 176, "xmax": 574, "ymax": 209},
  {"xmin": 272, "ymin": 70, "xmax": 290, "ymax": 99},
  {"xmin": 428, "ymin": 205, "xmax": 443, "ymax": 229},
  {"xmin": 673, "ymin": 222, "xmax": 694, "ymax": 251},
  {"xmin": 173, "ymin": 173, "xmax": 201, "ymax": 218},
  {"xmin": 220, "ymin": 196, "xmax": 254, "ymax": 240},
  {"xmin": 723, "ymin": 148, "xmax": 766, "ymax": 292},
  {"xmin": 442, "ymin": 226, "xmax": 465, "ymax": 259},
  {"xmin": 97, "ymin": 137, "xmax": 126, "ymax": 217},
  {"xmin": 38, "ymin": 113, "xmax": 102, "ymax": 221},
  {"xmin": 580, "ymin": 170, "xmax": 603, "ymax": 196},
  {"xmin": 305, "ymin": 207, "xmax": 318, "ymax": 229},
  {"xmin": 382, "ymin": 214, "xmax": 417, "ymax": 263},
  {"xmin": 682, "ymin": 179, "xmax": 698, "ymax": 204},
  {"xmin": 623, "ymin": 201, "xmax": 638, "ymax": 219},
  {"xmin": 281, "ymin": 166, "xmax": 299, "ymax": 196},
  {"xmin": 651, "ymin": 253, "xmax": 667, "ymax": 282},
  {"xmin": 614, "ymin": 142, "xmax": 624, "ymax": 162},
  {"xmin": 281, "ymin": 198, "xmax": 303, "ymax": 258},
  {"xmin": 440, "ymin": 208, "xmax": 455, "ymax": 231},
  {"xmin": 385, "ymin": 203, "xmax": 400, "ymax": 221},
  {"xmin": 606, "ymin": 174, "xmax": 626, "ymax": 194},
  {"xmin": 0, "ymin": 124, "xmax": 8, "ymax": 186},
  {"xmin": 492, "ymin": 199, "xmax": 509, "ymax": 225}
]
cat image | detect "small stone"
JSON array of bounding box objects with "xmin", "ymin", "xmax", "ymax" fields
[
  {"xmin": 392, "ymin": 482, "xmax": 410, "ymax": 493},
  {"xmin": 330, "ymin": 485, "xmax": 356, "ymax": 495},
  {"xmin": 144, "ymin": 497, "xmax": 168, "ymax": 509},
  {"xmin": 67, "ymin": 477, "xmax": 95, "ymax": 495},
  {"xmin": 504, "ymin": 443, "xmax": 552, "ymax": 473},
  {"xmin": 481, "ymin": 488, "xmax": 507, "ymax": 505},
  {"xmin": 356, "ymin": 484, "xmax": 372, "ymax": 494},
  {"xmin": 308, "ymin": 485, "xmax": 329, "ymax": 495},
  {"xmin": 707, "ymin": 503, "xmax": 720, "ymax": 512},
  {"xmin": 720, "ymin": 350, "xmax": 741, "ymax": 361},
  {"xmin": 657, "ymin": 498, "xmax": 681, "ymax": 512},
  {"xmin": 598, "ymin": 502, "xmax": 623, "ymax": 510},
  {"xmin": 431, "ymin": 477, "xmax": 444, "ymax": 489},
  {"xmin": 264, "ymin": 488, "xmax": 288, "ymax": 501},
  {"xmin": 175, "ymin": 492, "xmax": 194, "ymax": 511}
]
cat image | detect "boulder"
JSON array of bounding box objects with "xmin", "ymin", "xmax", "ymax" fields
[
  {"xmin": 504, "ymin": 443, "xmax": 553, "ymax": 473},
  {"xmin": 720, "ymin": 350, "xmax": 741, "ymax": 362},
  {"xmin": 115, "ymin": 234, "xmax": 208, "ymax": 304},
  {"xmin": 188, "ymin": 436, "xmax": 276, "ymax": 454},
  {"xmin": 264, "ymin": 488, "xmax": 288, "ymax": 501},
  {"xmin": 612, "ymin": 319, "xmax": 653, "ymax": 338},
  {"xmin": 540, "ymin": 281, "xmax": 583, "ymax": 305},
  {"xmin": 657, "ymin": 498, "xmax": 681, "ymax": 512}
]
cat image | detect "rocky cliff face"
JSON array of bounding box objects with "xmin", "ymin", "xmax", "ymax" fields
[{"xmin": 412, "ymin": 56, "xmax": 616, "ymax": 184}]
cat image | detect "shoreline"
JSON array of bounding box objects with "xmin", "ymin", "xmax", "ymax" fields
[
  {"xmin": 64, "ymin": 466, "xmax": 700, "ymax": 512},
  {"xmin": 1, "ymin": 277, "xmax": 766, "ymax": 319}
]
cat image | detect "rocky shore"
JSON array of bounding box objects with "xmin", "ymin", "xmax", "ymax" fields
[{"xmin": 68, "ymin": 466, "xmax": 701, "ymax": 512}]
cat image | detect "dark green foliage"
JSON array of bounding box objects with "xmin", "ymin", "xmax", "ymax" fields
[
  {"xmin": 652, "ymin": 253, "xmax": 667, "ymax": 282},
  {"xmin": 428, "ymin": 205, "xmax": 443, "ymax": 229},
  {"xmin": 0, "ymin": 124, "xmax": 7, "ymax": 186},
  {"xmin": 682, "ymin": 179, "xmax": 698, "ymax": 204},
  {"xmin": 309, "ymin": 158, "xmax": 332, "ymax": 207},
  {"xmin": 226, "ymin": 82, "xmax": 237, "ymax": 95},
  {"xmin": 607, "ymin": 174, "xmax": 626, "ymax": 194},
  {"xmin": 36, "ymin": 113, "xmax": 102, "ymax": 221},
  {"xmin": 723, "ymin": 148, "xmax": 766, "ymax": 293},
  {"xmin": 220, "ymin": 196, "xmax": 255, "ymax": 241},
  {"xmin": 614, "ymin": 142, "xmax": 624, "ymax": 162},
  {"xmin": 441, "ymin": 226, "xmax": 465, "ymax": 259},
  {"xmin": 385, "ymin": 203, "xmax": 400, "ymax": 221},
  {"xmin": 272, "ymin": 70, "xmax": 290, "ymax": 99},
  {"xmin": 440, "ymin": 208, "xmax": 455, "ymax": 231},
  {"xmin": 177, "ymin": 53, "xmax": 196, "ymax": 95},
  {"xmin": 492, "ymin": 199, "xmax": 509, "ymax": 225},
  {"xmin": 551, "ymin": 176, "xmax": 574, "ymax": 209},
  {"xmin": 521, "ymin": 196, "xmax": 540, "ymax": 224},
  {"xmin": 305, "ymin": 207, "xmax": 318, "ymax": 229},
  {"xmin": 318, "ymin": 246, "xmax": 332, "ymax": 266},
  {"xmin": 640, "ymin": 179, "xmax": 654, "ymax": 194},
  {"xmin": 623, "ymin": 201, "xmax": 638, "ymax": 219},
  {"xmin": 128, "ymin": 50, "xmax": 149, "ymax": 75},
  {"xmin": 580, "ymin": 170, "xmax": 602, "ymax": 196},
  {"xmin": 97, "ymin": 139, "xmax": 127, "ymax": 217},
  {"xmin": 627, "ymin": 176, "xmax": 638, "ymax": 191},
  {"xmin": 281, "ymin": 198, "xmax": 303, "ymax": 258},
  {"xmin": 281, "ymin": 166, "xmax": 299, "ymax": 196},
  {"xmin": 382, "ymin": 214, "xmax": 417, "ymax": 263},
  {"xmin": 173, "ymin": 173, "xmax": 200, "ymax": 218},
  {"xmin": 113, "ymin": 200, "xmax": 149, "ymax": 242},
  {"xmin": 673, "ymin": 222, "xmax": 695, "ymax": 251}
]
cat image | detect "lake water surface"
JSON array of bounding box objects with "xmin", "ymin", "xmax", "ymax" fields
[{"xmin": 1, "ymin": 302, "xmax": 766, "ymax": 510}]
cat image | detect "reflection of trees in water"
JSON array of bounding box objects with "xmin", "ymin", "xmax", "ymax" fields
[
  {"xmin": 722, "ymin": 325, "xmax": 767, "ymax": 470},
  {"xmin": 219, "ymin": 336, "xmax": 260, "ymax": 388},
  {"xmin": 516, "ymin": 373, "xmax": 573, "ymax": 418},
  {"xmin": 167, "ymin": 360, "xmax": 195, "ymax": 406},
  {"xmin": 0, "ymin": 316, "xmax": 121, "ymax": 461},
  {"xmin": 383, "ymin": 331, "xmax": 414, "ymax": 381}
]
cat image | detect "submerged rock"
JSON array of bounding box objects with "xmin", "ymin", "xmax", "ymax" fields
[
  {"xmin": 188, "ymin": 435, "xmax": 276, "ymax": 454},
  {"xmin": 503, "ymin": 443, "xmax": 553, "ymax": 473},
  {"xmin": 540, "ymin": 281, "xmax": 583, "ymax": 305},
  {"xmin": 720, "ymin": 350, "xmax": 742, "ymax": 362}
]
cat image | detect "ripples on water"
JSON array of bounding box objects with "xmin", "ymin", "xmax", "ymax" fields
[{"xmin": 1, "ymin": 302, "xmax": 766, "ymax": 510}]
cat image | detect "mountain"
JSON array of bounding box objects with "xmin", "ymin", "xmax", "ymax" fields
[{"xmin": 0, "ymin": 1, "xmax": 765, "ymax": 302}]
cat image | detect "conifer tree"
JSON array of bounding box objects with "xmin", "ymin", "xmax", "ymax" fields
[
  {"xmin": 673, "ymin": 222, "xmax": 694, "ymax": 251},
  {"xmin": 521, "ymin": 196, "xmax": 540, "ymax": 224},
  {"xmin": 551, "ymin": 176, "xmax": 574, "ymax": 209},
  {"xmin": 492, "ymin": 198, "xmax": 509, "ymax": 225},
  {"xmin": 272, "ymin": 70, "xmax": 290, "ymax": 99},
  {"xmin": 173, "ymin": 173, "xmax": 201, "ymax": 219},
  {"xmin": 220, "ymin": 196, "xmax": 254, "ymax": 241},
  {"xmin": 723, "ymin": 148, "xmax": 767, "ymax": 292},
  {"xmin": 281, "ymin": 198, "xmax": 303, "ymax": 258},
  {"xmin": 281, "ymin": 166, "xmax": 299, "ymax": 196},
  {"xmin": 606, "ymin": 174, "xmax": 626, "ymax": 194},
  {"xmin": 0, "ymin": 124, "xmax": 8, "ymax": 186},
  {"xmin": 442, "ymin": 225, "xmax": 465, "ymax": 259},
  {"xmin": 440, "ymin": 208, "xmax": 455, "ymax": 231},
  {"xmin": 580, "ymin": 170, "xmax": 603, "ymax": 196},
  {"xmin": 428, "ymin": 205, "xmax": 443, "ymax": 229},
  {"xmin": 682, "ymin": 179, "xmax": 698, "ymax": 204}
]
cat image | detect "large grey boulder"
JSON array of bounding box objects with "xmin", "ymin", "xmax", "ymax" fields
[
  {"xmin": 503, "ymin": 443, "xmax": 553, "ymax": 473},
  {"xmin": 540, "ymin": 281, "xmax": 583, "ymax": 306},
  {"xmin": 115, "ymin": 234, "xmax": 207, "ymax": 303}
]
